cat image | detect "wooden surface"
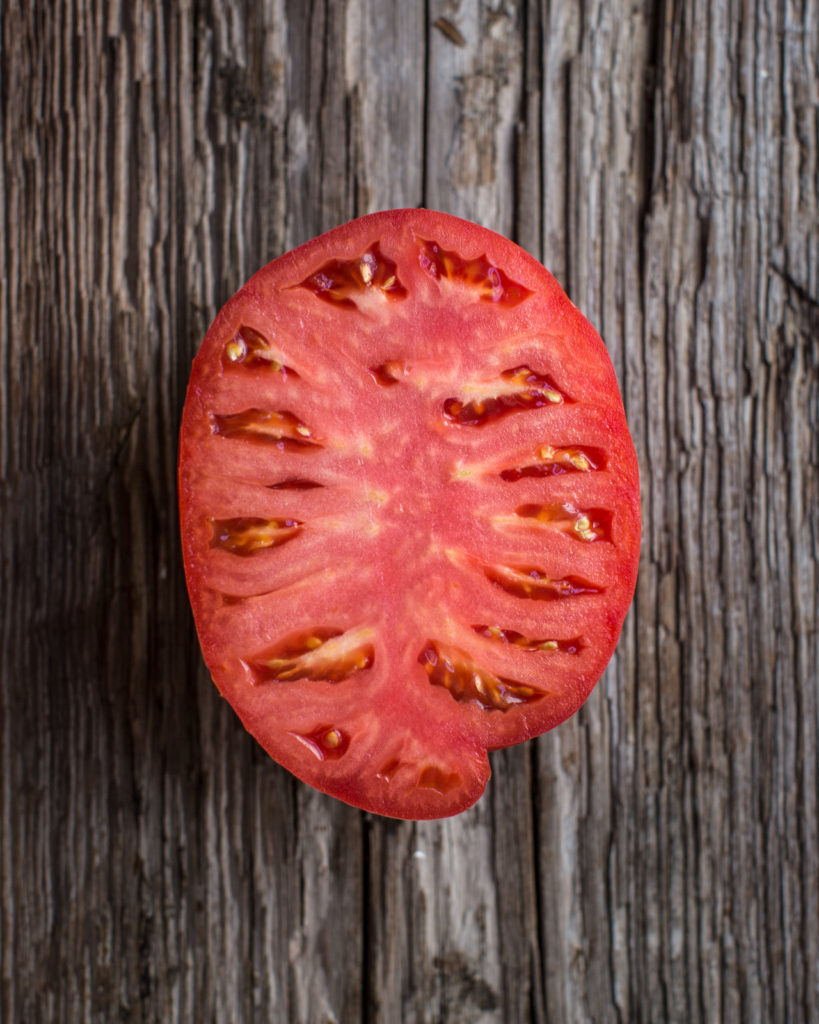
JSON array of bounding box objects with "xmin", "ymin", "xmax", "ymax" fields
[{"xmin": 2, "ymin": 1, "xmax": 817, "ymax": 1021}]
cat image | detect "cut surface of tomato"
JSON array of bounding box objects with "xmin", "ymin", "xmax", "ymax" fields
[{"xmin": 178, "ymin": 209, "xmax": 640, "ymax": 819}]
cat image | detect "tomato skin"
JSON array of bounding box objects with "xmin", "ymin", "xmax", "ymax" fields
[{"xmin": 179, "ymin": 209, "xmax": 640, "ymax": 819}]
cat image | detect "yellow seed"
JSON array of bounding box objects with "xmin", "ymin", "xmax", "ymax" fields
[
  {"xmin": 539, "ymin": 445, "xmax": 555, "ymax": 460},
  {"xmin": 305, "ymin": 636, "xmax": 323, "ymax": 650},
  {"xmin": 569, "ymin": 453, "xmax": 590, "ymax": 470},
  {"xmin": 296, "ymin": 425, "xmax": 311, "ymax": 437},
  {"xmin": 544, "ymin": 389, "xmax": 562, "ymax": 403},
  {"xmin": 360, "ymin": 259, "xmax": 374, "ymax": 285},
  {"xmin": 381, "ymin": 275, "xmax": 396, "ymax": 290},
  {"xmin": 269, "ymin": 359, "xmax": 282, "ymax": 372},
  {"xmin": 324, "ymin": 729, "xmax": 341, "ymax": 748},
  {"xmin": 540, "ymin": 641, "xmax": 558, "ymax": 651},
  {"xmin": 225, "ymin": 339, "xmax": 245, "ymax": 362},
  {"xmin": 575, "ymin": 514, "xmax": 596, "ymax": 541},
  {"xmin": 473, "ymin": 673, "xmax": 487, "ymax": 695}
]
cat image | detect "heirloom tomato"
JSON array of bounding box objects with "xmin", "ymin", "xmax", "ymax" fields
[{"xmin": 178, "ymin": 209, "xmax": 640, "ymax": 819}]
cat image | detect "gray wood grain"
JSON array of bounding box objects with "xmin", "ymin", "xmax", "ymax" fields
[{"xmin": 2, "ymin": 1, "xmax": 817, "ymax": 1022}]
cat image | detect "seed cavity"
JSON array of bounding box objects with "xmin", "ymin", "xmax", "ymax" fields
[
  {"xmin": 443, "ymin": 366, "xmax": 566, "ymax": 426},
  {"xmin": 291, "ymin": 725, "xmax": 350, "ymax": 761},
  {"xmin": 472, "ymin": 624, "xmax": 584, "ymax": 654},
  {"xmin": 211, "ymin": 409, "xmax": 321, "ymax": 450},
  {"xmin": 417, "ymin": 765, "xmax": 462, "ymax": 795},
  {"xmin": 500, "ymin": 444, "xmax": 606, "ymax": 481},
  {"xmin": 266, "ymin": 477, "xmax": 323, "ymax": 491},
  {"xmin": 418, "ymin": 640, "xmax": 545, "ymax": 712},
  {"xmin": 368, "ymin": 361, "xmax": 404, "ymax": 387},
  {"xmin": 417, "ymin": 239, "xmax": 532, "ymax": 306},
  {"xmin": 297, "ymin": 243, "xmax": 407, "ymax": 308},
  {"xmin": 249, "ymin": 627, "xmax": 375, "ymax": 684},
  {"xmin": 484, "ymin": 564, "xmax": 603, "ymax": 601},
  {"xmin": 374, "ymin": 757, "xmax": 464, "ymax": 795},
  {"xmin": 375, "ymin": 758, "xmax": 402, "ymax": 783},
  {"xmin": 222, "ymin": 325, "xmax": 297, "ymax": 377},
  {"xmin": 209, "ymin": 516, "xmax": 302, "ymax": 555},
  {"xmin": 512, "ymin": 503, "xmax": 612, "ymax": 542}
]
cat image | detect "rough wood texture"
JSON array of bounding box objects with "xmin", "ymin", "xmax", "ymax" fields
[{"xmin": 2, "ymin": 1, "xmax": 817, "ymax": 1021}]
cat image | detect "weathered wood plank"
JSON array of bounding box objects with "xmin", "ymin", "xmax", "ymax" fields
[
  {"xmin": 344, "ymin": 0, "xmax": 426, "ymax": 213},
  {"xmin": 369, "ymin": 5, "xmax": 530, "ymax": 1023},
  {"xmin": 1, "ymin": 1, "xmax": 817, "ymax": 1022}
]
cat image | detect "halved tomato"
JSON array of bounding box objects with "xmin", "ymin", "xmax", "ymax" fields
[{"xmin": 178, "ymin": 209, "xmax": 640, "ymax": 819}]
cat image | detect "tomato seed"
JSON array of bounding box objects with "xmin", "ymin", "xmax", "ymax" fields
[
  {"xmin": 293, "ymin": 725, "xmax": 350, "ymax": 761},
  {"xmin": 222, "ymin": 325, "xmax": 294, "ymax": 376}
]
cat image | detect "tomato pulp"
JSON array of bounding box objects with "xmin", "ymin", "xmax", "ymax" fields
[{"xmin": 178, "ymin": 209, "xmax": 640, "ymax": 819}]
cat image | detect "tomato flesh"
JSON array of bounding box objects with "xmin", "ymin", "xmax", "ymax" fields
[{"xmin": 178, "ymin": 209, "xmax": 640, "ymax": 819}]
